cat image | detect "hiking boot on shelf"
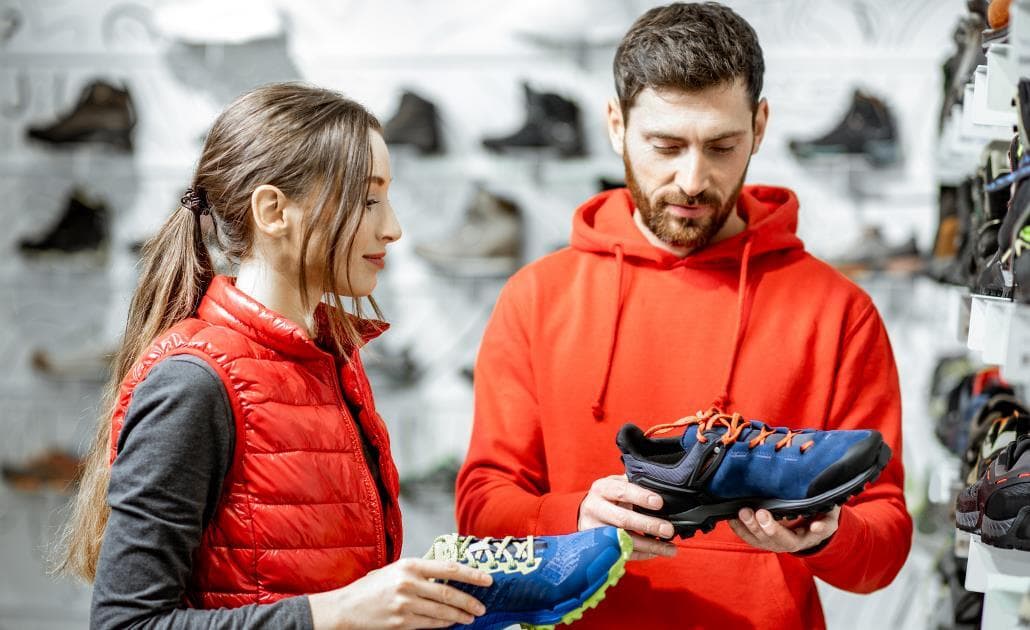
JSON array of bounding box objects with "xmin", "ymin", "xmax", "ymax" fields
[
  {"xmin": 788, "ymin": 89, "xmax": 900, "ymax": 167},
  {"xmin": 18, "ymin": 190, "xmax": 108, "ymax": 258},
  {"xmin": 26, "ymin": 80, "xmax": 136, "ymax": 151},
  {"xmin": 829, "ymin": 225, "xmax": 922, "ymax": 277},
  {"xmin": 2, "ymin": 449, "xmax": 82, "ymax": 493},
  {"xmin": 617, "ymin": 408, "xmax": 891, "ymax": 538},
  {"xmin": 955, "ymin": 433, "xmax": 1030, "ymax": 550},
  {"xmin": 383, "ymin": 90, "xmax": 443, "ymax": 155},
  {"xmin": 482, "ymin": 83, "xmax": 585, "ymax": 158},
  {"xmin": 425, "ymin": 526, "xmax": 631, "ymax": 630},
  {"xmin": 414, "ymin": 187, "xmax": 521, "ymax": 277}
]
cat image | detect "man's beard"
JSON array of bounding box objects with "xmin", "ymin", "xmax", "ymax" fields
[{"xmin": 624, "ymin": 151, "xmax": 749, "ymax": 251}]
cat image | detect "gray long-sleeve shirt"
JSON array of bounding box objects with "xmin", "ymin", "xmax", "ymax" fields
[{"xmin": 90, "ymin": 355, "xmax": 314, "ymax": 629}]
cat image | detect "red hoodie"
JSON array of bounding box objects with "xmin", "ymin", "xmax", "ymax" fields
[{"xmin": 456, "ymin": 186, "xmax": 912, "ymax": 629}]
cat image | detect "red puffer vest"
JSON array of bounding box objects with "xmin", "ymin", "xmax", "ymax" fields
[{"xmin": 109, "ymin": 275, "xmax": 403, "ymax": 608}]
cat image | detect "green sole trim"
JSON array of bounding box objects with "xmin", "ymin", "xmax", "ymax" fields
[{"xmin": 522, "ymin": 528, "xmax": 634, "ymax": 630}]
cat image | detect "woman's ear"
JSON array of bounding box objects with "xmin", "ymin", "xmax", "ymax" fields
[{"xmin": 250, "ymin": 185, "xmax": 289, "ymax": 238}]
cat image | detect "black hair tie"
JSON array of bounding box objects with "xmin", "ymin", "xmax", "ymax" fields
[{"xmin": 181, "ymin": 186, "xmax": 211, "ymax": 217}]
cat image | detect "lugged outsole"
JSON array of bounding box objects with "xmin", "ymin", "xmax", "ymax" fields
[
  {"xmin": 670, "ymin": 443, "xmax": 892, "ymax": 539},
  {"xmin": 521, "ymin": 529, "xmax": 633, "ymax": 630}
]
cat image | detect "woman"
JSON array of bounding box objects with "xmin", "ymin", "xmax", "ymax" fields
[{"xmin": 59, "ymin": 83, "xmax": 492, "ymax": 629}]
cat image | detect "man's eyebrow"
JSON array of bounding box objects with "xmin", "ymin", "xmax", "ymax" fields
[{"xmin": 642, "ymin": 130, "xmax": 747, "ymax": 143}]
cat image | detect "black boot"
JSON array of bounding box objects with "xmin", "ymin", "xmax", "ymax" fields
[
  {"xmin": 19, "ymin": 191, "xmax": 108, "ymax": 257},
  {"xmin": 482, "ymin": 83, "xmax": 585, "ymax": 158},
  {"xmin": 788, "ymin": 89, "xmax": 899, "ymax": 167},
  {"xmin": 27, "ymin": 80, "xmax": 136, "ymax": 151},
  {"xmin": 383, "ymin": 90, "xmax": 442, "ymax": 155}
]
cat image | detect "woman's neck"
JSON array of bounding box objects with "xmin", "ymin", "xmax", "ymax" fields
[{"xmin": 234, "ymin": 260, "xmax": 316, "ymax": 338}]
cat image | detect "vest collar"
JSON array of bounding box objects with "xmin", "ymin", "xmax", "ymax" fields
[{"xmin": 197, "ymin": 275, "xmax": 388, "ymax": 361}]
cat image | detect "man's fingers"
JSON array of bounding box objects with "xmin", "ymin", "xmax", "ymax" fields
[
  {"xmin": 596, "ymin": 477, "xmax": 664, "ymax": 510},
  {"xmin": 628, "ymin": 532, "xmax": 677, "ymax": 558},
  {"xmin": 600, "ymin": 501, "xmax": 674, "ymax": 539}
]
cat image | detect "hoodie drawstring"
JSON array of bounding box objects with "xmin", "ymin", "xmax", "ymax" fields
[
  {"xmin": 592, "ymin": 245, "xmax": 625, "ymax": 421},
  {"xmin": 710, "ymin": 235, "xmax": 754, "ymax": 412}
]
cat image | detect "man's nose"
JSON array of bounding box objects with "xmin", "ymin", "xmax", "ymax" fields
[{"xmin": 673, "ymin": 151, "xmax": 709, "ymax": 199}]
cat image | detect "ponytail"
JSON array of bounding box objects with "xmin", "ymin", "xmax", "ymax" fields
[{"xmin": 55, "ymin": 198, "xmax": 214, "ymax": 581}]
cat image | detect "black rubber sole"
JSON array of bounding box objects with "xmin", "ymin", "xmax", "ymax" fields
[
  {"xmin": 981, "ymin": 505, "xmax": 1030, "ymax": 551},
  {"xmin": 658, "ymin": 441, "xmax": 892, "ymax": 538}
]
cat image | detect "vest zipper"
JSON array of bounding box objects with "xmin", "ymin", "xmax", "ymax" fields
[{"xmin": 324, "ymin": 356, "xmax": 389, "ymax": 566}]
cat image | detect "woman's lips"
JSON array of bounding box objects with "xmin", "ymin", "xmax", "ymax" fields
[{"xmin": 364, "ymin": 253, "xmax": 385, "ymax": 269}]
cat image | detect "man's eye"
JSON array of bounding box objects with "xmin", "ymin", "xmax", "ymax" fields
[
  {"xmin": 653, "ymin": 145, "xmax": 678, "ymax": 153},
  {"xmin": 710, "ymin": 146, "xmax": 735, "ymax": 154}
]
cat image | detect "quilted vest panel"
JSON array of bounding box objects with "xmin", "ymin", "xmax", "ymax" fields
[{"xmin": 109, "ymin": 276, "xmax": 403, "ymax": 607}]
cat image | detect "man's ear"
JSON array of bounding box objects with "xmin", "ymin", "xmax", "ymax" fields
[
  {"xmin": 607, "ymin": 98, "xmax": 626, "ymax": 156},
  {"xmin": 250, "ymin": 184, "xmax": 289, "ymax": 238},
  {"xmin": 751, "ymin": 98, "xmax": 770, "ymax": 155}
]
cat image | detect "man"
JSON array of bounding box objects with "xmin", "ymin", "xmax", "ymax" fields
[{"xmin": 455, "ymin": 3, "xmax": 912, "ymax": 628}]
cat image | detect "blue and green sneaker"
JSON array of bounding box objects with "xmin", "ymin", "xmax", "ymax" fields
[{"xmin": 425, "ymin": 526, "xmax": 632, "ymax": 629}]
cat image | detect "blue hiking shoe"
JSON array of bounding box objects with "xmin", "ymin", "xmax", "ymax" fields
[
  {"xmin": 616, "ymin": 408, "xmax": 891, "ymax": 538},
  {"xmin": 424, "ymin": 526, "xmax": 632, "ymax": 629}
]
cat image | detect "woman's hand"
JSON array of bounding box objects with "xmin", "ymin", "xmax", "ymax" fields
[{"xmin": 308, "ymin": 557, "xmax": 493, "ymax": 629}]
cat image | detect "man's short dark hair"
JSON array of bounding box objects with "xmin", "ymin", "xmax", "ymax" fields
[{"xmin": 614, "ymin": 2, "xmax": 765, "ymax": 116}]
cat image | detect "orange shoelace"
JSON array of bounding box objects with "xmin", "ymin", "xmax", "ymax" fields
[{"xmin": 644, "ymin": 407, "xmax": 815, "ymax": 453}]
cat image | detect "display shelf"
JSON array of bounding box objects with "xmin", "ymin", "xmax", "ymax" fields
[{"xmin": 964, "ymin": 534, "xmax": 1030, "ymax": 628}]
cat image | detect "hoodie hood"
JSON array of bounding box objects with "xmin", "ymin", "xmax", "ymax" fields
[{"xmin": 573, "ymin": 185, "xmax": 805, "ymax": 421}]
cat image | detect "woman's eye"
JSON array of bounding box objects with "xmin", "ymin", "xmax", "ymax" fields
[{"xmin": 365, "ymin": 199, "xmax": 379, "ymax": 208}]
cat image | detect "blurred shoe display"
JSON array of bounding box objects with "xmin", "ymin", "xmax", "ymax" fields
[
  {"xmin": 18, "ymin": 190, "xmax": 108, "ymax": 258},
  {"xmin": 829, "ymin": 225, "xmax": 921, "ymax": 276},
  {"xmin": 362, "ymin": 344, "xmax": 420, "ymax": 387},
  {"xmin": 939, "ymin": 12, "xmax": 986, "ymax": 132},
  {"xmin": 788, "ymin": 89, "xmax": 900, "ymax": 167},
  {"xmin": 26, "ymin": 80, "xmax": 135, "ymax": 151},
  {"xmin": 482, "ymin": 82, "xmax": 585, "ymax": 158},
  {"xmin": 1, "ymin": 449, "xmax": 81, "ymax": 494},
  {"xmin": 983, "ymin": 0, "xmax": 1011, "ymax": 45},
  {"xmin": 414, "ymin": 187, "xmax": 521, "ymax": 277},
  {"xmin": 399, "ymin": 457, "xmax": 461, "ymax": 500},
  {"xmin": 936, "ymin": 367, "xmax": 1013, "ymax": 457},
  {"xmin": 383, "ymin": 90, "xmax": 443, "ymax": 155},
  {"xmin": 30, "ymin": 341, "xmax": 116, "ymax": 382}
]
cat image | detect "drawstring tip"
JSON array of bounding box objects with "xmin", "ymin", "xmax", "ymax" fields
[
  {"xmin": 710, "ymin": 395, "xmax": 729, "ymax": 413},
  {"xmin": 591, "ymin": 404, "xmax": 605, "ymax": 421}
]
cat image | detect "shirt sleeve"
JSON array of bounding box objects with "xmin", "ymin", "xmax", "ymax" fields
[
  {"xmin": 797, "ymin": 300, "xmax": 914, "ymax": 593},
  {"xmin": 456, "ymin": 277, "xmax": 587, "ymax": 537},
  {"xmin": 90, "ymin": 355, "xmax": 314, "ymax": 629}
]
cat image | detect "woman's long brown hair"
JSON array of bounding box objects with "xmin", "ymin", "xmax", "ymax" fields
[{"xmin": 57, "ymin": 83, "xmax": 383, "ymax": 581}]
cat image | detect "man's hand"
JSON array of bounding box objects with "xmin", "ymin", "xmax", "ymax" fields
[
  {"xmin": 578, "ymin": 475, "xmax": 678, "ymax": 561},
  {"xmin": 728, "ymin": 506, "xmax": 840, "ymax": 553}
]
